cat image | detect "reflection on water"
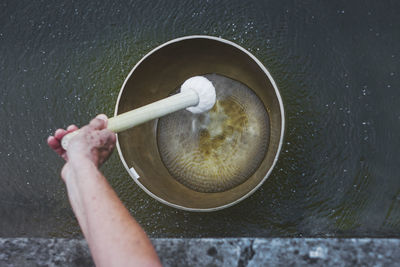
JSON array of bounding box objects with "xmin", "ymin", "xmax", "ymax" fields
[
  {"xmin": 157, "ymin": 74, "xmax": 269, "ymax": 193},
  {"xmin": 0, "ymin": 0, "xmax": 399, "ymax": 237}
]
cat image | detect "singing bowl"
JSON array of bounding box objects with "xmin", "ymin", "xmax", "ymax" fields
[{"xmin": 114, "ymin": 35, "xmax": 285, "ymax": 211}]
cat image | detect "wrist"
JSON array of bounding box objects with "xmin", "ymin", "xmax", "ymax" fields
[
  {"xmin": 68, "ymin": 155, "xmax": 96, "ymax": 168},
  {"xmin": 61, "ymin": 157, "xmax": 98, "ymax": 183}
]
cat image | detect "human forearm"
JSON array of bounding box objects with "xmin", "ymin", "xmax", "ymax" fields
[
  {"xmin": 49, "ymin": 115, "xmax": 161, "ymax": 266},
  {"xmin": 63, "ymin": 159, "xmax": 110, "ymax": 235},
  {"xmin": 63, "ymin": 159, "xmax": 161, "ymax": 266}
]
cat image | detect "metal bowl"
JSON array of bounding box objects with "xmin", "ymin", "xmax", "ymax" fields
[{"xmin": 115, "ymin": 36, "xmax": 285, "ymax": 211}]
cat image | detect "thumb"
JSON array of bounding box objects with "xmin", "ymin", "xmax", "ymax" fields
[{"xmin": 89, "ymin": 114, "xmax": 108, "ymax": 130}]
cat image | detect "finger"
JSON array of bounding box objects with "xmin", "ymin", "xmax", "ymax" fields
[
  {"xmin": 66, "ymin": 124, "xmax": 79, "ymax": 132},
  {"xmin": 98, "ymin": 145, "xmax": 115, "ymax": 165},
  {"xmin": 54, "ymin": 129, "xmax": 67, "ymax": 140},
  {"xmin": 109, "ymin": 131, "xmax": 116, "ymax": 144},
  {"xmin": 96, "ymin": 114, "xmax": 108, "ymax": 121},
  {"xmin": 98, "ymin": 129, "xmax": 116, "ymax": 145},
  {"xmin": 48, "ymin": 136, "xmax": 66, "ymax": 157},
  {"xmin": 47, "ymin": 136, "xmax": 61, "ymax": 150},
  {"xmin": 55, "ymin": 147, "xmax": 65, "ymax": 157},
  {"xmin": 89, "ymin": 114, "xmax": 108, "ymax": 130}
]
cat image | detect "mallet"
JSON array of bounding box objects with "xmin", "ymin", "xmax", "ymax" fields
[{"xmin": 61, "ymin": 76, "xmax": 216, "ymax": 149}]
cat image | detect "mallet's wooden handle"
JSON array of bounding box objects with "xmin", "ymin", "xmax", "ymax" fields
[{"xmin": 61, "ymin": 89, "xmax": 199, "ymax": 149}]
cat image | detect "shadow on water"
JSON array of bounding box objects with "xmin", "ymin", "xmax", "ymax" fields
[{"xmin": 0, "ymin": 0, "xmax": 400, "ymax": 237}]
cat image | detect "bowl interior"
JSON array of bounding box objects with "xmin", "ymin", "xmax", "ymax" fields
[{"xmin": 116, "ymin": 37, "xmax": 284, "ymax": 211}]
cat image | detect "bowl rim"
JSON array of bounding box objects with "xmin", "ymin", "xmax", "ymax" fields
[{"xmin": 114, "ymin": 35, "xmax": 285, "ymax": 211}]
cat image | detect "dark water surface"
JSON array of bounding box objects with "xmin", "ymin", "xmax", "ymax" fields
[{"xmin": 1, "ymin": 0, "xmax": 399, "ymax": 237}]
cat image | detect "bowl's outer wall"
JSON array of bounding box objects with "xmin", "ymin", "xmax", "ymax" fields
[{"xmin": 115, "ymin": 36, "xmax": 284, "ymax": 211}]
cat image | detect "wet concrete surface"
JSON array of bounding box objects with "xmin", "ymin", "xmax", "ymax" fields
[{"xmin": 1, "ymin": 0, "xmax": 400, "ymax": 238}]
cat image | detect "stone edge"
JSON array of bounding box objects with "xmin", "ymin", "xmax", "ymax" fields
[{"xmin": 1, "ymin": 238, "xmax": 399, "ymax": 266}]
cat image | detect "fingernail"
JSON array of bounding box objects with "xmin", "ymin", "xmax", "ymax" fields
[{"xmin": 96, "ymin": 114, "xmax": 108, "ymax": 121}]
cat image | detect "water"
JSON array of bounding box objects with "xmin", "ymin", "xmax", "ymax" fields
[
  {"xmin": 0, "ymin": 0, "xmax": 399, "ymax": 237},
  {"xmin": 157, "ymin": 74, "xmax": 269, "ymax": 193}
]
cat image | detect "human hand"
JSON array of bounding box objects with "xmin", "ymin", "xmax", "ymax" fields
[{"xmin": 47, "ymin": 114, "xmax": 116, "ymax": 168}]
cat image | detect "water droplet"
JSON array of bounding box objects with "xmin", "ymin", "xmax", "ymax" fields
[{"xmin": 362, "ymin": 88, "xmax": 367, "ymax": 96}]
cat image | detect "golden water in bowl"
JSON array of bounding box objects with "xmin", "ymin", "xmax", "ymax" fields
[{"xmin": 157, "ymin": 74, "xmax": 270, "ymax": 192}]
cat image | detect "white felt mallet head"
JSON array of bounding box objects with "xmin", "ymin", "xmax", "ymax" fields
[{"xmin": 180, "ymin": 76, "xmax": 216, "ymax": 114}]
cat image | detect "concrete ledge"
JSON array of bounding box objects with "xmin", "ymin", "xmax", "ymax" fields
[{"xmin": 1, "ymin": 238, "xmax": 399, "ymax": 266}]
